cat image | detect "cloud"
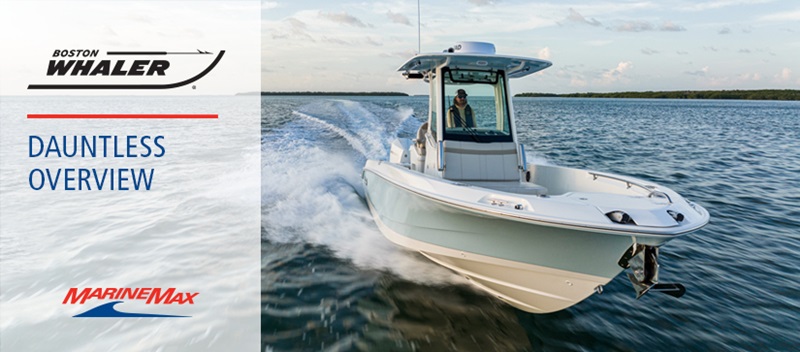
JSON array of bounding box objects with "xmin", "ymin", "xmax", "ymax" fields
[
  {"xmin": 759, "ymin": 10, "xmax": 800, "ymax": 22},
  {"xmin": 570, "ymin": 76, "xmax": 588, "ymax": 87},
  {"xmin": 685, "ymin": 66, "xmax": 710, "ymax": 76},
  {"xmin": 318, "ymin": 11, "xmax": 371, "ymax": 28},
  {"xmin": 599, "ymin": 61, "xmax": 633, "ymax": 83},
  {"xmin": 379, "ymin": 49, "xmax": 417, "ymax": 59},
  {"xmin": 613, "ymin": 20, "xmax": 685, "ymax": 32},
  {"xmin": 565, "ymin": 8, "xmax": 602, "ymax": 26},
  {"xmin": 697, "ymin": 70, "xmax": 772, "ymax": 87},
  {"xmin": 659, "ymin": 21, "xmax": 686, "ymax": 31},
  {"xmin": 386, "ymin": 11, "xmax": 411, "ymax": 26},
  {"xmin": 676, "ymin": 50, "xmax": 689, "ymax": 55},
  {"xmin": 467, "ymin": 0, "xmax": 499, "ymax": 5},
  {"xmin": 322, "ymin": 36, "xmax": 351, "ymax": 45},
  {"xmin": 538, "ymin": 47, "xmax": 551, "ymax": 60},
  {"xmin": 774, "ymin": 68, "xmax": 792, "ymax": 82},
  {"xmin": 641, "ymin": 48, "xmax": 659, "ymax": 55},
  {"xmin": 364, "ymin": 36, "xmax": 383, "ymax": 46},
  {"xmin": 718, "ymin": 27, "xmax": 731, "ymax": 34},
  {"xmin": 286, "ymin": 17, "xmax": 306, "ymax": 30},
  {"xmin": 739, "ymin": 72, "xmax": 762, "ymax": 81},
  {"xmin": 738, "ymin": 49, "xmax": 751, "ymax": 53},
  {"xmin": 614, "ymin": 21, "xmax": 653, "ymax": 32},
  {"xmin": 678, "ymin": 0, "xmax": 773, "ymax": 12},
  {"xmin": 271, "ymin": 17, "xmax": 314, "ymax": 42}
]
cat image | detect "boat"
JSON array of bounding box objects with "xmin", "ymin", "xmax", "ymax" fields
[{"xmin": 361, "ymin": 42, "xmax": 710, "ymax": 313}]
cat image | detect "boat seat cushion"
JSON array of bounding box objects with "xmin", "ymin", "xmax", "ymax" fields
[{"xmin": 443, "ymin": 140, "xmax": 520, "ymax": 182}]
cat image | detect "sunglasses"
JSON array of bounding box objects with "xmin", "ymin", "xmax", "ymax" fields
[{"xmin": 457, "ymin": 95, "xmax": 467, "ymax": 98}]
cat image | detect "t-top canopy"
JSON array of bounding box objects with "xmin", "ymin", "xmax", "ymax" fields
[{"xmin": 398, "ymin": 42, "xmax": 552, "ymax": 79}]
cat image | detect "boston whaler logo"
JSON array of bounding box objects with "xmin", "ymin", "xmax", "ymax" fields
[
  {"xmin": 28, "ymin": 49, "xmax": 224, "ymax": 89},
  {"xmin": 63, "ymin": 287, "xmax": 198, "ymax": 318}
]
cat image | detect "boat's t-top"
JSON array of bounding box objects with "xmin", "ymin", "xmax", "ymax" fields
[{"xmin": 395, "ymin": 42, "xmax": 551, "ymax": 181}]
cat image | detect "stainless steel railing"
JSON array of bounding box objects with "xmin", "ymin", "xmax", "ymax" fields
[{"xmin": 588, "ymin": 172, "xmax": 673, "ymax": 204}]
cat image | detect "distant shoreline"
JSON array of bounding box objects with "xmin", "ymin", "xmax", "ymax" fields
[
  {"xmin": 243, "ymin": 90, "xmax": 800, "ymax": 101},
  {"xmin": 515, "ymin": 89, "xmax": 800, "ymax": 101},
  {"xmin": 244, "ymin": 91, "xmax": 409, "ymax": 96}
]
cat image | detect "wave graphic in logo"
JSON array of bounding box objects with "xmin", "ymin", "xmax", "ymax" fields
[{"xmin": 73, "ymin": 301, "xmax": 190, "ymax": 318}]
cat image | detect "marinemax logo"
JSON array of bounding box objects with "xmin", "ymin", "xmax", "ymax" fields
[
  {"xmin": 28, "ymin": 49, "xmax": 224, "ymax": 90},
  {"xmin": 63, "ymin": 287, "xmax": 198, "ymax": 318}
]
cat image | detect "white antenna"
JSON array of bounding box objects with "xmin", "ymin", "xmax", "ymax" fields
[{"xmin": 417, "ymin": 0, "xmax": 421, "ymax": 53}]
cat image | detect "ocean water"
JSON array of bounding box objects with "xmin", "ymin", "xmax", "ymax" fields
[{"xmin": 261, "ymin": 96, "xmax": 800, "ymax": 351}]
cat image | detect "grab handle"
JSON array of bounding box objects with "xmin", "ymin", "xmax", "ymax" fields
[{"xmin": 438, "ymin": 140, "xmax": 445, "ymax": 171}]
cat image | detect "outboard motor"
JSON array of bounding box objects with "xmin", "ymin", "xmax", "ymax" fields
[{"xmin": 618, "ymin": 244, "xmax": 686, "ymax": 299}]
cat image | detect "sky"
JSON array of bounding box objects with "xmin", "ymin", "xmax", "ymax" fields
[
  {"xmin": 262, "ymin": 0, "xmax": 800, "ymax": 95},
  {"xmin": 0, "ymin": 1, "xmax": 796, "ymax": 96}
]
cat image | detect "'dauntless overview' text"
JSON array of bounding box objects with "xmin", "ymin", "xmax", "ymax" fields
[{"xmin": 26, "ymin": 134, "xmax": 165, "ymax": 191}]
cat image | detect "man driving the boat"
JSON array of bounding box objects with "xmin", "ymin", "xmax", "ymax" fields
[{"xmin": 447, "ymin": 89, "xmax": 476, "ymax": 128}]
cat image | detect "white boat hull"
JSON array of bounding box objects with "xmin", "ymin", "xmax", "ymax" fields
[
  {"xmin": 369, "ymin": 205, "xmax": 610, "ymax": 313},
  {"xmin": 363, "ymin": 160, "xmax": 708, "ymax": 313}
]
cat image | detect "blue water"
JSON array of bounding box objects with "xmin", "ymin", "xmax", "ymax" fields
[{"xmin": 261, "ymin": 96, "xmax": 800, "ymax": 351}]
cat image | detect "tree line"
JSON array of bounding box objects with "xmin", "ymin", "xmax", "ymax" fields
[{"xmin": 515, "ymin": 90, "xmax": 800, "ymax": 101}]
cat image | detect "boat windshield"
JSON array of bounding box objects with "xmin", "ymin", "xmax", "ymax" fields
[{"xmin": 442, "ymin": 68, "xmax": 512, "ymax": 143}]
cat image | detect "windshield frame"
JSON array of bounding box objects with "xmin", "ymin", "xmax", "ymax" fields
[{"xmin": 440, "ymin": 67, "xmax": 513, "ymax": 143}]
